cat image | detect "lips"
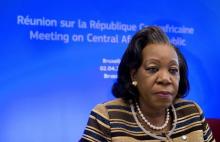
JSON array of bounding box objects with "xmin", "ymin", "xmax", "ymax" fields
[{"xmin": 154, "ymin": 91, "xmax": 172, "ymax": 98}]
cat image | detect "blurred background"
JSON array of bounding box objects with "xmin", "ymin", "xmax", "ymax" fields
[{"xmin": 1, "ymin": 0, "xmax": 220, "ymax": 141}]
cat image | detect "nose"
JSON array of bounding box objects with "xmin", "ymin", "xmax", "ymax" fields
[{"xmin": 156, "ymin": 70, "xmax": 171, "ymax": 85}]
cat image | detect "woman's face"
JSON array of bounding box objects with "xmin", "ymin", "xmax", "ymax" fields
[{"xmin": 133, "ymin": 44, "xmax": 180, "ymax": 109}]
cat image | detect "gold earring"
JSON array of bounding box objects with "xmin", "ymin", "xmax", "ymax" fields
[{"xmin": 132, "ymin": 81, "xmax": 138, "ymax": 86}]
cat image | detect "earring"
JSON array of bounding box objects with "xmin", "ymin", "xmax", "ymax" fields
[{"xmin": 132, "ymin": 81, "xmax": 138, "ymax": 86}]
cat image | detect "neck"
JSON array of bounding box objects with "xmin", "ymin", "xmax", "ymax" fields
[
  {"xmin": 137, "ymin": 98, "xmax": 169, "ymax": 128},
  {"xmin": 138, "ymin": 98, "xmax": 167, "ymax": 118}
]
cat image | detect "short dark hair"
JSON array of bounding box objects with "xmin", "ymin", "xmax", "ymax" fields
[{"xmin": 112, "ymin": 26, "xmax": 189, "ymax": 100}]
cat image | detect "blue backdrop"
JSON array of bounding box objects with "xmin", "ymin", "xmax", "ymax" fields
[{"xmin": 1, "ymin": 0, "xmax": 220, "ymax": 142}]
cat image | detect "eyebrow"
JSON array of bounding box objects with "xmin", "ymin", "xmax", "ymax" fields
[
  {"xmin": 143, "ymin": 58, "xmax": 179, "ymax": 66},
  {"xmin": 168, "ymin": 60, "xmax": 179, "ymax": 66},
  {"xmin": 143, "ymin": 59, "xmax": 159, "ymax": 65}
]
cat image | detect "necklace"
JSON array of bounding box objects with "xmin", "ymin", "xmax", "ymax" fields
[
  {"xmin": 130, "ymin": 100, "xmax": 177, "ymax": 141},
  {"xmin": 135, "ymin": 101, "xmax": 170, "ymax": 130}
]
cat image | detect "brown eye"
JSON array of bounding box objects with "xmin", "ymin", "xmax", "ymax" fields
[
  {"xmin": 146, "ymin": 67, "xmax": 158, "ymax": 74},
  {"xmin": 169, "ymin": 68, "xmax": 179, "ymax": 75}
]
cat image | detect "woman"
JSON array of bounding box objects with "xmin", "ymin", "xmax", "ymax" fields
[{"xmin": 80, "ymin": 26, "xmax": 215, "ymax": 142}]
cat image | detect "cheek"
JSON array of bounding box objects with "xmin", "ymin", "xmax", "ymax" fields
[
  {"xmin": 137, "ymin": 76, "xmax": 155, "ymax": 92},
  {"xmin": 173, "ymin": 76, "xmax": 180, "ymax": 91}
]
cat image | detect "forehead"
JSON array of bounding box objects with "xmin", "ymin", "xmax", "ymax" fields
[{"xmin": 142, "ymin": 44, "xmax": 178, "ymax": 63}]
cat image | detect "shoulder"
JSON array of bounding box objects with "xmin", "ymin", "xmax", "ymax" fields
[
  {"xmin": 172, "ymin": 99, "xmax": 215, "ymax": 142},
  {"xmin": 174, "ymin": 98, "xmax": 204, "ymax": 116},
  {"xmin": 92, "ymin": 98, "xmax": 130, "ymax": 116},
  {"xmin": 94, "ymin": 98, "xmax": 129, "ymax": 109},
  {"xmin": 102, "ymin": 98, "xmax": 129, "ymax": 106}
]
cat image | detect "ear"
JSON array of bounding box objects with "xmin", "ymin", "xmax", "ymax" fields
[{"xmin": 130, "ymin": 69, "xmax": 137, "ymax": 81}]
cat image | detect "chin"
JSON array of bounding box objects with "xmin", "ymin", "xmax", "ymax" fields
[{"xmin": 157, "ymin": 101, "xmax": 173, "ymax": 108}]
